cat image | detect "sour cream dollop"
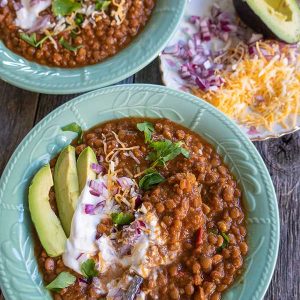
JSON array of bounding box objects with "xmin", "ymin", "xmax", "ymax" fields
[
  {"xmin": 63, "ymin": 173, "xmax": 163, "ymax": 292},
  {"xmin": 63, "ymin": 177, "xmax": 112, "ymax": 274}
]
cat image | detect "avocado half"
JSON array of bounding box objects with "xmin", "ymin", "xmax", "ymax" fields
[
  {"xmin": 28, "ymin": 164, "xmax": 67, "ymax": 257},
  {"xmin": 233, "ymin": 0, "xmax": 300, "ymax": 43}
]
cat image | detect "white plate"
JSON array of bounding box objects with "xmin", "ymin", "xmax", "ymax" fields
[{"xmin": 160, "ymin": 0, "xmax": 300, "ymax": 141}]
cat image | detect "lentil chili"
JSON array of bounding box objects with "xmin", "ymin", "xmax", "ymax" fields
[
  {"xmin": 35, "ymin": 118, "xmax": 248, "ymax": 300},
  {"xmin": 0, "ymin": 0, "xmax": 155, "ymax": 67}
]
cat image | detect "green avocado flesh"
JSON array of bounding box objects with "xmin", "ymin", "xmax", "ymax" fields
[
  {"xmin": 234, "ymin": 0, "xmax": 300, "ymax": 43},
  {"xmin": 77, "ymin": 147, "xmax": 98, "ymax": 193},
  {"xmin": 28, "ymin": 164, "xmax": 67, "ymax": 257},
  {"xmin": 54, "ymin": 145, "xmax": 79, "ymax": 237}
]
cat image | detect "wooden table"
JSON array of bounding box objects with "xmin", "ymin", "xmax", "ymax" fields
[{"xmin": 0, "ymin": 58, "xmax": 299, "ymax": 300}]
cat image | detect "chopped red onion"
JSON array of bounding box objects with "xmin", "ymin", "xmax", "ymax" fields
[
  {"xmin": 117, "ymin": 177, "xmax": 134, "ymax": 190},
  {"xmin": 12, "ymin": 0, "xmax": 23, "ymax": 10},
  {"xmin": 89, "ymin": 180, "xmax": 105, "ymax": 196},
  {"xmin": 78, "ymin": 277, "xmax": 89, "ymax": 286},
  {"xmin": 27, "ymin": 15, "xmax": 51, "ymax": 33},
  {"xmin": 189, "ymin": 15, "xmax": 200, "ymax": 24},
  {"xmin": 79, "ymin": 277, "xmax": 89, "ymax": 284},
  {"xmin": 0, "ymin": 0, "xmax": 7, "ymax": 7},
  {"xmin": 248, "ymin": 45, "xmax": 257, "ymax": 56},
  {"xmin": 89, "ymin": 190, "xmax": 101, "ymax": 197},
  {"xmin": 124, "ymin": 275, "xmax": 143, "ymax": 300},
  {"xmin": 128, "ymin": 151, "xmax": 140, "ymax": 165},
  {"xmin": 247, "ymin": 126, "xmax": 259, "ymax": 135},
  {"xmin": 134, "ymin": 194, "xmax": 143, "ymax": 209},
  {"xmin": 84, "ymin": 201, "xmax": 105, "ymax": 215},
  {"xmin": 121, "ymin": 219, "xmax": 146, "ymax": 246},
  {"xmin": 90, "ymin": 162, "xmax": 104, "ymax": 174},
  {"xmin": 163, "ymin": 5, "xmax": 250, "ymax": 92},
  {"xmin": 137, "ymin": 220, "xmax": 146, "ymax": 228},
  {"xmin": 76, "ymin": 253, "xmax": 83, "ymax": 260},
  {"xmin": 255, "ymin": 95, "xmax": 265, "ymax": 102},
  {"xmin": 195, "ymin": 77, "xmax": 207, "ymax": 91},
  {"xmin": 163, "ymin": 44, "xmax": 180, "ymax": 55}
]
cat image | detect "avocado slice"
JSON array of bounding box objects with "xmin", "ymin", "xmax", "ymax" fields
[
  {"xmin": 54, "ymin": 145, "xmax": 80, "ymax": 237},
  {"xmin": 29, "ymin": 164, "xmax": 67, "ymax": 257},
  {"xmin": 234, "ymin": 0, "xmax": 300, "ymax": 43},
  {"xmin": 77, "ymin": 147, "xmax": 98, "ymax": 193}
]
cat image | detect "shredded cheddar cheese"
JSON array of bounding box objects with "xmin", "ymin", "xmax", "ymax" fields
[
  {"xmin": 193, "ymin": 42, "xmax": 300, "ymax": 130},
  {"xmin": 111, "ymin": 0, "xmax": 127, "ymax": 25}
]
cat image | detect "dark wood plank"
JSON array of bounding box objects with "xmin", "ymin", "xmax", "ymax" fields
[
  {"xmin": 0, "ymin": 81, "xmax": 39, "ymax": 175},
  {"xmin": 134, "ymin": 58, "xmax": 163, "ymax": 85},
  {"xmin": 254, "ymin": 133, "xmax": 300, "ymax": 300}
]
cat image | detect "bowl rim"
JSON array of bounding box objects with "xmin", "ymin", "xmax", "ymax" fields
[
  {"xmin": 0, "ymin": 84, "xmax": 280, "ymax": 300},
  {"xmin": 0, "ymin": 1, "xmax": 186, "ymax": 94}
]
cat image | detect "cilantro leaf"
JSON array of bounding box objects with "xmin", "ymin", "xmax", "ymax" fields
[
  {"xmin": 75, "ymin": 13, "xmax": 84, "ymax": 26},
  {"xmin": 111, "ymin": 212, "xmax": 134, "ymax": 225},
  {"xmin": 139, "ymin": 171, "xmax": 165, "ymax": 190},
  {"xmin": 52, "ymin": 0, "xmax": 81, "ymax": 17},
  {"xmin": 20, "ymin": 33, "xmax": 37, "ymax": 47},
  {"xmin": 61, "ymin": 122, "xmax": 83, "ymax": 143},
  {"xmin": 20, "ymin": 33, "xmax": 50, "ymax": 48},
  {"xmin": 219, "ymin": 232, "xmax": 230, "ymax": 251},
  {"xmin": 95, "ymin": 0, "xmax": 111, "ymax": 11},
  {"xmin": 137, "ymin": 122, "xmax": 154, "ymax": 143},
  {"xmin": 46, "ymin": 272, "xmax": 76, "ymax": 292},
  {"xmin": 59, "ymin": 37, "xmax": 82, "ymax": 52},
  {"xmin": 147, "ymin": 140, "xmax": 189, "ymax": 167},
  {"xmin": 80, "ymin": 259, "xmax": 99, "ymax": 279}
]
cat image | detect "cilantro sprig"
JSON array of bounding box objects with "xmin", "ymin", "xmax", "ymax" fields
[
  {"xmin": 20, "ymin": 33, "xmax": 50, "ymax": 48},
  {"xmin": 138, "ymin": 170, "xmax": 165, "ymax": 190},
  {"xmin": 211, "ymin": 229, "xmax": 230, "ymax": 253},
  {"xmin": 147, "ymin": 140, "xmax": 190, "ymax": 168},
  {"xmin": 111, "ymin": 212, "xmax": 134, "ymax": 225},
  {"xmin": 59, "ymin": 37, "xmax": 82, "ymax": 52},
  {"xmin": 80, "ymin": 259, "xmax": 99, "ymax": 279},
  {"xmin": 137, "ymin": 122, "xmax": 154, "ymax": 143},
  {"xmin": 137, "ymin": 122, "xmax": 189, "ymax": 190},
  {"xmin": 52, "ymin": 0, "xmax": 81, "ymax": 16},
  {"xmin": 61, "ymin": 122, "xmax": 83, "ymax": 143},
  {"xmin": 46, "ymin": 272, "xmax": 76, "ymax": 291},
  {"xmin": 219, "ymin": 231, "xmax": 230, "ymax": 250}
]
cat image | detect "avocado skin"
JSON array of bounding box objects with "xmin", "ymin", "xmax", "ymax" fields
[
  {"xmin": 29, "ymin": 164, "xmax": 67, "ymax": 257},
  {"xmin": 77, "ymin": 147, "xmax": 98, "ymax": 193},
  {"xmin": 233, "ymin": 0, "xmax": 282, "ymax": 41},
  {"xmin": 54, "ymin": 145, "xmax": 80, "ymax": 237}
]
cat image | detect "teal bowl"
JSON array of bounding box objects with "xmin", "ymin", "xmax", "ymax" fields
[
  {"xmin": 0, "ymin": 1, "xmax": 185, "ymax": 94},
  {"xmin": 0, "ymin": 85, "xmax": 279, "ymax": 299}
]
